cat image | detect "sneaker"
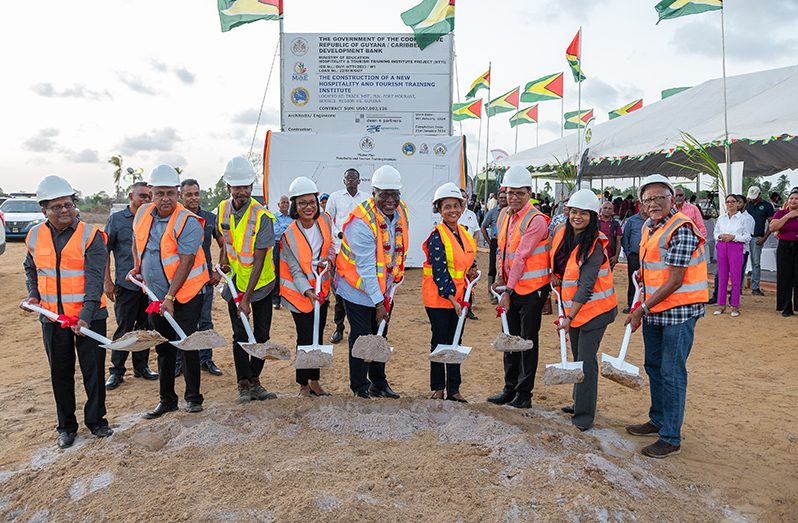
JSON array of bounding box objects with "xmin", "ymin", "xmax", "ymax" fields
[
  {"xmin": 641, "ymin": 439, "xmax": 681, "ymax": 459},
  {"xmin": 751, "ymin": 289, "xmax": 765, "ymax": 296},
  {"xmin": 625, "ymin": 421, "xmax": 660, "ymax": 437}
]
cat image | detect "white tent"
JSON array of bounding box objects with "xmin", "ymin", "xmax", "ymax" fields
[{"xmin": 502, "ymin": 64, "xmax": 798, "ymax": 179}]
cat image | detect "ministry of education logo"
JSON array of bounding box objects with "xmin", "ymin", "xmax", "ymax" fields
[
  {"xmin": 291, "ymin": 37, "xmax": 308, "ymax": 56},
  {"xmin": 402, "ymin": 142, "xmax": 416, "ymax": 156},
  {"xmin": 290, "ymin": 87, "xmax": 309, "ymax": 107},
  {"xmin": 433, "ymin": 143, "xmax": 447, "ymax": 156},
  {"xmin": 359, "ymin": 137, "xmax": 375, "ymax": 152},
  {"xmin": 292, "ymin": 62, "xmax": 309, "ymax": 81}
]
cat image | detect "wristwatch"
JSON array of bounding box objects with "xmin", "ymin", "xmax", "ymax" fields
[
  {"xmin": 504, "ymin": 288, "xmax": 514, "ymax": 297},
  {"xmin": 640, "ymin": 302, "xmax": 650, "ymax": 314},
  {"xmin": 165, "ymin": 294, "xmax": 176, "ymax": 302},
  {"xmin": 566, "ymin": 314, "xmax": 574, "ymax": 321}
]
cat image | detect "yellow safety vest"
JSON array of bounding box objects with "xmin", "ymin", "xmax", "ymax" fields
[{"xmin": 218, "ymin": 198, "xmax": 275, "ymax": 292}]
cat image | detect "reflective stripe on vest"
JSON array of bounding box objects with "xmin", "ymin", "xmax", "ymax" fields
[
  {"xmin": 218, "ymin": 198, "xmax": 276, "ymax": 293},
  {"xmin": 421, "ymin": 223, "xmax": 477, "ymax": 309},
  {"xmin": 279, "ymin": 212, "xmax": 333, "ymax": 313},
  {"xmin": 496, "ymin": 204, "xmax": 551, "ymax": 294}
]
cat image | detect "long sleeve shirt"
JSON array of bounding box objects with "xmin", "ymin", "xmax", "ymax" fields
[
  {"xmin": 714, "ymin": 211, "xmax": 752, "ymax": 244},
  {"xmin": 677, "ymin": 201, "xmax": 707, "ymax": 238},
  {"xmin": 105, "ymin": 206, "xmax": 138, "ymax": 290},
  {"xmin": 621, "ymin": 213, "xmax": 645, "ymax": 256},
  {"xmin": 425, "ymin": 227, "xmax": 477, "ymax": 299},
  {"xmin": 272, "ymin": 211, "xmax": 293, "ymax": 245},
  {"xmin": 280, "ymin": 220, "xmax": 337, "ymax": 314},
  {"xmin": 326, "ymin": 188, "xmax": 369, "ymax": 252},
  {"xmin": 500, "ymin": 202, "xmax": 549, "ymax": 291}
]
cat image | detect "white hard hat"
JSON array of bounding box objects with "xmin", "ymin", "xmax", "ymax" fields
[
  {"xmin": 36, "ymin": 175, "xmax": 75, "ymax": 204},
  {"xmin": 565, "ymin": 188, "xmax": 601, "ymax": 213},
  {"xmin": 502, "ymin": 165, "xmax": 532, "ymax": 189},
  {"xmin": 223, "ymin": 155, "xmax": 256, "ymax": 186},
  {"xmin": 288, "ymin": 176, "xmax": 318, "ymax": 199},
  {"xmin": 371, "ymin": 165, "xmax": 402, "ymax": 190},
  {"xmin": 432, "ymin": 182, "xmax": 464, "ymax": 206},
  {"xmin": 148, "ymin": 165, "xmax": 181, "ymax": 187},
  {"xmin": 638, "ymin": 174, "xmax": 674, "ymax": 200}
]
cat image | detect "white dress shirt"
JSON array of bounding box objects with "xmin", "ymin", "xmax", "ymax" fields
[
  {"xmin": 325, "ymin": 188, "xmax": 369, "ymax": 252},
  {"xmin": 714, "ymin": 211, "xmax": 752, "ymax": 250},
  {"xmin": 458, "ymin": 208, "xmax": 481, "ymax": 240}
]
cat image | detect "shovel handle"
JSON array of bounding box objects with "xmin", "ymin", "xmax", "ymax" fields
[
  {"xmin": 551, "ymin": 287, "xmax": 570, "ymax": 365},
  {"xmin": 215, "ymin": 265, "xmax": 258, "ymax": 345},
  {"xmin": 617, "ymin": 272, "xmax": 642, "ymax": 362},
  {"xmin": 490, "ymin": 285, "xmax": 511, "ymax": 335},
  {"xmin": 22, "ymin": 303, "xmax": 113, "ymax": 345},
  {"xmin": 126, "ymin": 275, "xmax": 187, "ymax": 341}
]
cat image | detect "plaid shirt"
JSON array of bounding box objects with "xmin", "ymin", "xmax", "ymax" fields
[{"xmin": 643, "ymin": 208, "xmax": 706, "ymax": 326}]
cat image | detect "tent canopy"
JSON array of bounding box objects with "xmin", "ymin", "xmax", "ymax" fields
[{"xmin": 502, "ymin": 64, "xmax": 798, "ymax": 179}]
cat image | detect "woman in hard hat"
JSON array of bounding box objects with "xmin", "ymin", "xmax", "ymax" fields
[
  {"xmin": 279, "ymin": 177, "xmax": 336, "ymax": 397},
  {"xmin": 549, "ymin": 189, "xmax": 618, "ymax": 431},
  {"xmin": 422, "ymin": 182, "xmax": 478, "ymax": 402}
]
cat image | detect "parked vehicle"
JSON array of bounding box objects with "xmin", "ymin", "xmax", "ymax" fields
[
  {"xmin": 0, "ymin": 198, "xmax": 44, "ymax": 239},
  {"xmin": 0, "ymin": 210, "xmax": 5, "ymax": 255}
]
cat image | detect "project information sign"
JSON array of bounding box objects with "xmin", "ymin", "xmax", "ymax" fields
[{"xmin": 281, "ymin": 33, "xmax": 453, "ymax": 135}]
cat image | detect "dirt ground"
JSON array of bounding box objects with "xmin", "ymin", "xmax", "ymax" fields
[{"xmin": 0, "ymin": 228, "xmax": 796, "ymax": 521}]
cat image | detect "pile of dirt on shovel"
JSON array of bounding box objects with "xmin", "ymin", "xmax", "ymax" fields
[
  {"xmin": 491, "ymin": 333, "xmax": 534, "ymax": 352},
  {"xmin": 351, "ymin": 336, "xmax": 392, "ymax": 362},
  {"xmin": 601, "ymin": 361, "xmax": 646, "ymax": 390},
  {"xmin": 0, "ymin": 399, "xmax": 727, "ymax": 521}
]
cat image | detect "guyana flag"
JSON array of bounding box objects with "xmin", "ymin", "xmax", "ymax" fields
[
  {"xmin": 661, "ymin": 86, "xmax": 691, "ymax": 99},
  {"xmin": 466, "ymin": 69, "xmax": 490, "ymax": 99},
  {"xmin": 564, "ymin": 109, "xmax": 593, "ymax": 129},
  {"xmin": 218, "ymin": 0, "xmax": 282, "ymax": 33},
  {"xmin": 608, "ymin": 99, "xmax": 643, "ymax": 119},
  {"xmin": 510, "ymin": 105, "xmax": 538, "ymax": 127},
  {"xmin": 452, "ymin": 99, "xmax": 482, "ymax": 121},
  {"xmin": 521, "ymin": 72, "xmax": 564, "ymax": 103},
  {"xmin": 486, "ymin": 87, "xmax": 520, "ymax": 117},
  {"xmin": 655, "ymin": 0, "xmax": 722, "ymax": 24},
  {"xmin": 565, "ymin": 29, "xmax": 586, "ymax": 83},
  {"xmin": 401, "ymin": 0, "xmax": 455, "ymax": 50}
]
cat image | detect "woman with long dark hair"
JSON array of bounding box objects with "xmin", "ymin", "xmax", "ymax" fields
[
  {"xmin": 770, "ymin": 188, "xmax": 798, "ymax": 316},
  {"xmin": 549, "ymin": 189, "xmax": 618, "ymax": 431}
]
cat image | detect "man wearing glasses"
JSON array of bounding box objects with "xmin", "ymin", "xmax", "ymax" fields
[
  {"xmin": 335, "ymin": 165, "xmax": 408, "ymax": 399},
  {"xmin": 625, "ymin": 174, "xmax": 708, "ymax": 459},
  {"xmin": 104, "ymin": 182, "xmax": 159, "ymax": 390}
]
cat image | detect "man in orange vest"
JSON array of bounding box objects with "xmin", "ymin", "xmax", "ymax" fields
[
  {"xmin": 488, "ymin": 165, "xmax": 551, "ymax": 409},
  {"xmin": 130, "ymin": 165, "xmax": 209, "ymax": 419},
  {"xmin": 20, "ymin": 175, "xmax": 113, "ymax": 449},
  {"xmin": 335, "ymin": 165, "xmax": 408, "ymax": 399},
  {"xmin": 625, "ymin": 174, "xmax": 708, "ymax": 459}
]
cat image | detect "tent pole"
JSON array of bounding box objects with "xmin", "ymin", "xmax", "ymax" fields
[
  {"xmin": 514, "ymin": 121, "xmax": 519, "ymax": 154},
  {"xmin": 720, "ymin": 7, "xmax": 732, "ymax": 191},
  {"xmin": 475, "ymin": 111, "xmax": 483, "ymax": 185},
  {"xmin": 536, "ymin": 121, "xmax": 539, "ymax": 147},
  {"xmin": 560, "ymin": 95, "xmax": 564, "ymax": 138},
  {"xmin": 484, "ymin": 62, "xmax": 491, "ymax": 207}
]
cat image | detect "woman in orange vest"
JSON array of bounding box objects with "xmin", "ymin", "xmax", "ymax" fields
[
  {"xmin": 550, "ymin": 189, "xmax": 618, "ymax": 431},
  {"xmin": 422, "ymin": 183, "xmax": 478, "ymax": 402},
  {"xmin": 280, "ymin": 177, "xmax": 337, "ymax": 397}
]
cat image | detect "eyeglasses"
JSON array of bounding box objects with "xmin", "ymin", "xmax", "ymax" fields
[
  {"xmin": 296, "ymin": 200, "xmax": 317, "ymax": 209},
  {"xmin": 376, "ymin": 191, "xmax": 401, "ymax": 202},
  {"xmin": 133, "ymin": 193, "xmax": 151, "ymax": 200},
  {"xmin": 47, "ymin": 202, "xmax": 76, "ymax": 213},
  {"xmin": 640, "ymin": 195, "xmax": 671, "ymax": 207},
  {"xmin": 506, "ymin": 190, "xmax": 529, "ymax": 200}
]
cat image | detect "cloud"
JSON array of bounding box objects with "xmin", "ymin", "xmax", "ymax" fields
[
  {"xmin": 31, "ymin": 82, "xmax": 111, "ymax": 101},
  {"xmin": 156, "ymin": 153, "xmax": 188, "ymax": 168},
  {"xmin": 174, "ymin": 67, "xmax": 195, "ymax": 85},
  {"xmin": 117, "ymin": 72, "xmax": 157, "ymax": 95},
  {"xmin": 150, "ymin": 59, "xmax": 168, "ymax": 73},
  {"xmin": 67, "ymin": 149, "xmax": 100, "ymax": 163},
  {"xmin": 119, "ymin": 127, "xmax": 182, "ymax": 155},
  {"xmin": 23, "ymin": 128, "xmax": 60, "ymax": 152},
  {"xmin": 582, "ymin": 78, "xmax": 622, "ymax": 111},
  {"xmin": 231, "ymin": 108, "xmax": 280, "ymax": 127}
]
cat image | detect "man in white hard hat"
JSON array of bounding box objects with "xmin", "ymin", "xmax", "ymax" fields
[
  {"xmin": 625, "ymin": 174, "xmax": 708, "ymax": 459},
  {"xmin": 335, "ymin": 165, "xmax": 408, "ymax": 399},
  {"xmin": 20, "ymin": 175, "xmax": 113, "ymax": 448},
  {"xmin": 217, "ymin": 156, "xmax": 279, "ymax": 403},
  {"xmin": 488, "ymin": 165, "xmax": 552, "ymax": 409},
  {"xmin": 130, "ymin": 165, "xmax": 209, "ymax": 419}
]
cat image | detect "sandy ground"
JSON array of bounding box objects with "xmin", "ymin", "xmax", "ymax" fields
[{"xmin": 0, "ymin": 227, "xmax": 796, "ymax": 521}]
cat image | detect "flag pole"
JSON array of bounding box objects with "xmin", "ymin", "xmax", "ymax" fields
[
  {"xmin": 560, "ymin": 95, "xmax": 564, "ymax": 138},
  {"xmin": 576, "ymin": 26, "xmax": 583, "ymax": 168},
  {"xmin": 278, "ymin": 12, "xmax": 285, "ymax": 132},
  {"xmin": 536, "ymin": 120, "xmax": 539, "ymax": 147},
  {"xmin": 484, "ymin": 62, "xmax": 491, "ymax": 207},
  {"xmin": 453, "ymin": 36, "xmax": 463, "ymax": 136},
  {"xmin": 720, "ymin": 6, "xmax": 732, "ymax": 191},
  {"xmin": 514, "ymin": 119, "xmax": 519, "ymax": 154},
  {"xmin": 475, "ymin": 108, "xmax": 483, "ymax": 180}
]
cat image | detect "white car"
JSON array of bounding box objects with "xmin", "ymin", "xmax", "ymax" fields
[
  {"xmin": 0, "ymin": 197, "xmax": 45, "ymax": 240},
  {"xmin": 0, "ymin": 210, "xmax": 5, "ymax": 255}
]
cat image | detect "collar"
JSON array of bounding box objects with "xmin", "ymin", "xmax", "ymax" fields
[
  {"xmin": 46, "ymin": 218, "xmax": 79, "ymax": 233},
  {"xmin": 123, "ymin": 206, "xmax": 134, "ymax": 217},
  {"xmin": 509, "ymin": 200, "xmax": 532, "ymax": 217},
  {"xmin": 376, "ymin": 207, "xmax": 398, "ymax": 224},
  {"xmin": 647, "ymin": 207, "xmax": 678, "ymax": 232}
]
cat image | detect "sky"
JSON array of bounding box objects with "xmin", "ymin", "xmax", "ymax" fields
[{"xmin": 1, "ymin": 0, "xmax": 797, "ymax": 197}]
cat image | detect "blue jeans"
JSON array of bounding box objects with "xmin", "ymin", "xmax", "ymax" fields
[
  {"xmin": 749, "ymin": 238, "xmax": 764, "ymax": 290},
  {"xmin": 642, "ymin": 316, "xmax": 697, "ymax": 446}
]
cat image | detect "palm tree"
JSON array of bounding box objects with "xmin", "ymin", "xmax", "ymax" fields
[{"xmin": 108, "ymin": 155, "xmax": 123, "ymax": 201}]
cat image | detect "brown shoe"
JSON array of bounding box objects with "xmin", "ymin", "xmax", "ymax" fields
[
  {"xmin": 237, "ymin": 380, "xmax": 252, "ymax": 404},
  {"xmin": 250, "ymin": 378, "xmax": 277, "ymax": 401},
  {"xmin": 625, "ymin": 421, "xmax": 660, "ymax": 437},
  {"xmin": 642, "ymin": 439, "xmax": 681, "ymax": 458}
]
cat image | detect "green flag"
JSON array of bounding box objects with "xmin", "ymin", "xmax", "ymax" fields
[
  {"xmin": 661, "ymin": 86, "xmax": 691, "ymax": 99},
  {"xmin": 655, "ymin": 0, "xmax": 722, "ymax": 24},
  {"xmin": 401, "ymin": 0, "xmax": 455, "ymax": 50},
  {"xmin": 218, "ymin": 0, "xmax": 282, "ymax": 33}
]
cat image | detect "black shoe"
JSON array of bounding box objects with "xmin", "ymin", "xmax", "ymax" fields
[
  {"xmin": 707, "ymin": 298, "xmax": 717, "ymax": 305},
  {"xmin": 561, "ymin": 405, "xmax": 575, "ymax": 414},
  {"xmin": 133, "ymin": 367, "xmax": 158, "ymax": 380},
  {"xmin": 174, "ymin": 365, "xmax": 183, "ymax": 378},
  {"xmin": 752, "ymin": 289, "xmax": 765, "ymax": 296},
  {"xmin": 201, "ymin": 360, "xmax": 223, "ymax": 376},
  {"xmin": 105, "ymin": 374, "xmax": 123, "ymax": 390},
  {"xmin": 353, "ymin": 389, "xmax": 371, "ymax": 399},
  {"xmin": 92, "ymin": 426, "xmax": 114, "ymax": 438},
  {"xmin": 186, "ymin": 402, "xmax": 203, "ymax": 413},
  {"xmin": 487, "ymin": 390, "xmax": 514, "ymax": 405},
  {"xmin": 622, "ymin": 307, "xmax": 631, "ymax": 314},
  {"xmin": 466, "ymin": 310, "xmax": 479, "ymax": 320},
  {"xmin": 57, "ymin": 432, "xmax": 76, "ymax": 449},
  {"xmin": 369, "ymin": 385, "xmax": 400, "ymax": 399},
  {"xmin": 273, "ymin": 302, "xmax": 281, "ymax": 310},
  {"xmin": 782, "ymin": 309, "xmax": 794, "ymax": 317},
  {"xmin": 143, "ymin": 402, "xmax": 178, "ymax": 419},
  {"xmin": 329, "ymin": 330, "xmax": 344, "ymax": 344},
  {"xmin": 509, "ymin": 394, "xmax": 532, "ymax": 409}
]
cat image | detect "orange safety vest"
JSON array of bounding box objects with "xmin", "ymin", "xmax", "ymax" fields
[
  {"xmin": 25, "ymin": 221, "xmax": 107, "ymax": 318},
  {"xmin": 132, "ymin": 202, "xmax": 209, "ymax": 304},
  {"xmin": 421, "ymin": 223, "xmax": 477, "ymax": 309},
  {"xmin": 550, "ymin": 227, "xmax": 617, "ymax": 327},
  {"xmin": 336, "ymin": 198, "xmax": 409, "ymax": 296},
  {"xmin": 496, "ymin": 202, "xmax": 551, "ymax": 294},
  {"xmin": 279, "ymin": 212, "xmax": 333, "ymax": 313},
  {"xmin": 640, "ymin": 211, "xmax": 709, "ymax": 312}
]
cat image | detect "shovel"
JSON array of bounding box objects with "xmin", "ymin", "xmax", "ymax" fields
[
  {"xmin": 351, "ymin": 279, "xmax": 403, "ymax": 363},
  {"xmin": 215, "ymin": 265, "xmax": 291, "ymax": 361},
  {"xmin": 600, "ymin": 271, "xmax": 645, "ymax": 389},
  {"xmin": 489, "ymin": 286, "xmax": 535, "ymax": 352},
  {"xmin": 541, "ymin": 287, "xmax": 584, "ymax": 385},
  {"xmin": 126, "ymin": 275, "xmax": 227, "ymax": 351},
  {"xmin": 429, "ymin": 270, "xmax": 481, "ymax": 364},
  {"xmin": 22, "ymin": 302, "xmax": 166, "ymax": 352},
  {"xmin": 294, "ymin": 262, "xmax": 334, "ymax": 370}
]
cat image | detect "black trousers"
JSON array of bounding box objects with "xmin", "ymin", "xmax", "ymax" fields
[
  {"xmin": 333, "ymin": 291, "xmax": 346, "ymax": 332},
  {"xmin": 426, "ymin": 307, "xmax": 462, "ymax": 395},
  {"xmin": 148, "ymin": 294, "xmax": 203, "ymax": 406},
  {"xmin": 109, "ymin": 286, "xmax": 151, "ymax": 376},
  {"xmin": 343, "ymin": 299, "xmax": 390, "ymax": 394},
  {"xmin": 42, "ymin": 318, "xmax": 108, "ymax": 434},
  {"xmin": 488, "ymin": 238, "xmax": 499, "ymax": 279},
  {"xmin": 776, "ymin": 239, "xmax": 798, "ymax": 313},
  {"xmin": 291, "ymin": 301, "xmax": 329, "ymax": 385},
  {"xmin": 626, "ymin": 252, "xmax": 640, "ymax": 308},
  {"xmin": 502, "ymin": 287, "xmax": 549, "ymax": 399},
  {"xmin": 272, "ymin": 248, "xmax": 281, "ymax": 305},
  {"xmin": 227, "ymin": 290, "xmax": 272, "ymax": 383}
]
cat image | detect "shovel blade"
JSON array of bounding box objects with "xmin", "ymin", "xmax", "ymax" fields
[
  {"xmin": 491, "ymin": 333, "xmax": 534, "ymax": 353},
  {"xmin": 600, "ymin": 353, "xmax": 640, "ymax": 375},
  {"xmin": 100, "ymin": 330, "xmax": 166, "ymax": 352},
  {"xmin": 170, "ymin": 329, "xmax": 227, "ymax": 351},
  {"xmin": 429, "ymin": 344, "xmax": 471, "ymax": 364},
  {"xmin": 294, "ymin": 344, "xmax": 334, "ymax": 369},
  {"xmin": 542, "ymin": 363, "xmax": 585, "ymax": 385},
  {"xmin": 241, "ymin": 342, "xmax": 292, "ymax": 361},
  {"xmin": 351, "ymin": 335, "xmax": 393, "ymax": 363}
]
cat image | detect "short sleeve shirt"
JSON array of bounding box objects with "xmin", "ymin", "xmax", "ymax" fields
[{"xmin": 745, "ymin": 200, "xmax": 775, "ymax": 237}]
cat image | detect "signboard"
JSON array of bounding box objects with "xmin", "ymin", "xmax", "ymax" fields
[
  {"xmin": 281, "ymin": 33, "xmax": 453, "ymax": 135},
  {"xmin": 263, "ymin": 132, "xmax": 465, "ymax": 267}
]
